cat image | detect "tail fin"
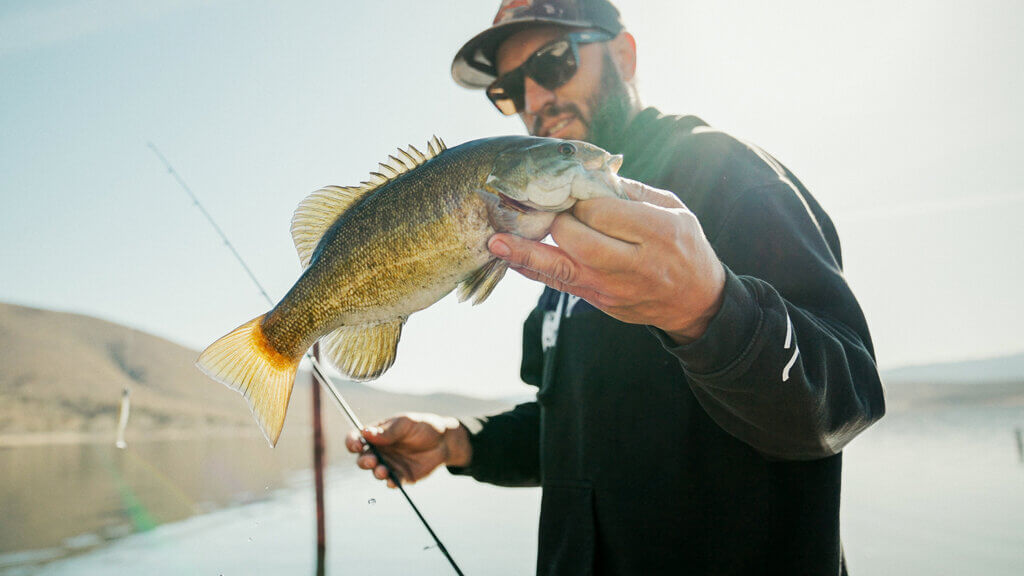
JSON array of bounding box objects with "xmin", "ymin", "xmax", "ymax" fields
[{"xmin": 195, "ymin": 315, "xmax": 299, "ymax": 447}]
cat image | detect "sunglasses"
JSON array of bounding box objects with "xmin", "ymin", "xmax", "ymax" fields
[{"xmin": 487, "ymin": 30, "xmax": 613, "ymax": 116}]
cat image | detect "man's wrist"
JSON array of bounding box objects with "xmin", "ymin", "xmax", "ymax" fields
[
  {"xmin": 662, "ymin": 270, "xmax": 727, "ymax": 344},
  {"xmin": 443, "ymin": 420, "xmax": 473, "ymax": 468},
  {"xmin": 663, "ymin": 317, "xmax": 713, "ymax": 344}
]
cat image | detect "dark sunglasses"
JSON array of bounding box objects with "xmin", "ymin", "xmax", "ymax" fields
[{"xmin": 486, "ymin": 30, "xmax": 614, "ymax": 116}]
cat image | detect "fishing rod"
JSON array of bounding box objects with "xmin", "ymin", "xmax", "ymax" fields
[{"xmin": 148, "ymin": 142, "xmax": 465, "ymax": 575}]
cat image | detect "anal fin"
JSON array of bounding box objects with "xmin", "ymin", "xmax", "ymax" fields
[
  {"xmin": 457, "ymin": 259, "xmax": 508, "ymax": 305},
  {"xmin": 320, "ymin": 319, "xmax": 404, "ymax": 381}
]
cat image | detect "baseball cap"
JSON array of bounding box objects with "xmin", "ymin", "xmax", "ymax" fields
[{"xmin": 451, "ymin": 0, "xmax": 624, "ymax": 89}]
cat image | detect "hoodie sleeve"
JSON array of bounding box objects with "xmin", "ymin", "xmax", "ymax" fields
[
  {"xmin": 651, "ymin": 179, "xmax": 885, "ymax": 460},
  {"xmin": 447, "ymin": 401, "xmax": 541, "ymax": 487}
]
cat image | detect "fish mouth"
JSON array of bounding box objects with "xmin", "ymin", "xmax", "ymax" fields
[
  {"xmin": 606, "ymin": 154, "xmax": 623, "ymax": 174},
  {"xmin": 583, "ymin": 154, "xmax": 624, "ymax": 174},
  {"xmin": 503, "ymin": 191, "xmax": 575, "ymax": 213},
  {"xmin": 498, "ymin": 192, "xmax": 536, "ymax": 213}
]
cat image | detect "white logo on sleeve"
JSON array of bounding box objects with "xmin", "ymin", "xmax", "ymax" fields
[{"xmin": 783, "ymin": 313, "xmax": 800, "ymax": 382}]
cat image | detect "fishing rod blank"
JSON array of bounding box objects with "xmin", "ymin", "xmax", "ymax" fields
[
  {"xmin": 149, "ymin": 142, "xmax": 465, "ymax": 576},
  {"xmin": 307, "ymin": 355, "xmax": 464, "ymax": 574}
]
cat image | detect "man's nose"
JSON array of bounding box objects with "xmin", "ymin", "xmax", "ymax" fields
[{"xmin": 522, "ymin": 76, "xmax": 555, "ymax": 115}]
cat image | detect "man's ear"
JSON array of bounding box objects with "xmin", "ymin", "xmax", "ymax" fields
[{"xmin": 609, "ymin": 31, "xmax": 637, "ymax": 81}]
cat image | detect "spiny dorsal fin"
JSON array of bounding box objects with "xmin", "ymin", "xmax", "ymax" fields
[{"xmin": 289, "ymin": 136, "xmax": 448, "ymax": 268}]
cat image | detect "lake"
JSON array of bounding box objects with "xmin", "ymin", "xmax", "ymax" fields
[
  {"xmin": 0, "ymin": 427, "xmax": 541, "ymax": 576},
  {"xmin": 1, "ymin": 401, "xmax": 1021, "ymax": 575},
  {"xmin": 841, "ymin": 402, "xmax": 1024, "ymax": 574}
]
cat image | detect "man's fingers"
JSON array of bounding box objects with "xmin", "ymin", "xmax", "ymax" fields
[
  {"xmin": 618, "ymin": 178, "xmax": 685, "ymax": 209},
  {"xmin": 489, "ymin": 233, "xmax": 587, "ymax": 288},
  {"xmin": 361, "ymin": 450, "xmax": 405, "ymax": 485},
  {"xmin": 345, "ymin": 430, "xmax": 367, "ymax": 453},
  {"xmin": 357, "ymin": 452, "xmax": 377, "ymax": 470},
  {"xmin": 549, "ymin": 212, "xmax": 636, "ymax": 269},
  {"xmin": 573, "ymin": 196, "xmax": 687, "ymax": 246},
  {"xmin": 377, "ymin": 458, "xmax": 414, "ymax": 484},
  {"xmin": 364, "ymin": 417, "xmax": 409, "ymax": 446},
  {"xmin": 509, "ymin": 265, "xmax": 603, "ymax": 304}
]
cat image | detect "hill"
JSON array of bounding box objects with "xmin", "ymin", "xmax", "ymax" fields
[
  {"xmin": 0, "ymin": 302, "xmax": 511, "ymax": 444},
  {"xmin": 881, "ymin": 353, "xmax": 1024, "ymax": 411},
  {"xmin": 883, "ymin": 352, "xmax": 1024, "ymax": 385},
  {"xmin": 5, "ymin": 301, "xmax": 1021, "ymax": 442}
]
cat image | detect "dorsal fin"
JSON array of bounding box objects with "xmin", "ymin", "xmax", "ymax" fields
[
  {"xmin": 290, "ymin": 185, "xmax": 367, "ymax": 268},
  {"xmin": 290, "ymin": 136, "xmax": 449, "ymax": 268}
]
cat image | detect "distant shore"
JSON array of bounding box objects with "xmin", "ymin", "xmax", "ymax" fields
[
  {"xmin": 881, "ymin": 380, "xmax": 1024, "ymax": 412},
  {"xmin": 0, "ymin": 426, "xmax": 272, "ymax": 448}
]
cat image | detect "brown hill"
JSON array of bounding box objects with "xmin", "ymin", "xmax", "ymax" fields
[{"xmin": 0, "ymin": 302, "xmax": 511, "ymax": 443}]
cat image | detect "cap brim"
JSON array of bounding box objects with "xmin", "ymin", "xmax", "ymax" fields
[{"xmin": 451, "ymin": 18, "xmax": 596, "ymax": 89}]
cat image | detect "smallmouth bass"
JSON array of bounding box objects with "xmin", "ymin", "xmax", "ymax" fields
[{"xmin": 197, "ymin": 135, "xmax": 625, "ymax": 445}]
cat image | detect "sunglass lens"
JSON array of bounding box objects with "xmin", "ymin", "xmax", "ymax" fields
[
  {"xmin": 486, "ymin": 39, "xmax": 579, "ymax": 115},
  {"xmin": 492, "ymin": 93, "xmax": 520, "ymax": 116},
  {"xmin": 528, "ymin": 40, "xmax": 577, "ymax": 90},
  {"xmin": 487, "ymin": 71, "xmax": 524, "ymax": 116}
]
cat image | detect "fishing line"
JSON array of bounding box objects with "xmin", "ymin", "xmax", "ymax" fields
[{"xmin": 149, "ymin": 142, "xmax": 465, "ymax": 575}]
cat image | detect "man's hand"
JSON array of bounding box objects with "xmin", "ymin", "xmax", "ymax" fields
[
  {"xmin": 488, "ymin": 178, "xmax": 726, "ymax": 343},
  {"xmin": 344, "ymin": 413, "xmax": 471, "ymax": 488}
]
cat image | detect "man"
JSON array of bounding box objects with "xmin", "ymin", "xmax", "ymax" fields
[{"xmin": 346, "ymin": 1, "xmax": 885, "ymax": 574}]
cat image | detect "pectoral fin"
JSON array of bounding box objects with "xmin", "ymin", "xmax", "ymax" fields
[
  {"xmin": 476, "ymin": 189, "xmax": 519, "ymax": 232},
  {"xmin": 457, "ymin": 258, "xmax": 508, "ymax": 305},
  {"xmin": 320, "ymin": 319, "xmax": 404, "ymax": 381}
]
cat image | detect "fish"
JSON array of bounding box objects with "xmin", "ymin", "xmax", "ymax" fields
[{"xmin": 196, "ymin": 135, "xmax": 625, "ymax": 445}]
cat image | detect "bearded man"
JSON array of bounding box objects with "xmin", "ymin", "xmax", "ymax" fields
[{"xmin": 347, "ymin": 2, "xmax": 885, "ymax": 574}]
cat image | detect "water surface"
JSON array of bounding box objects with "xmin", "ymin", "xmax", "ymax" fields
[{"xmin": 2, "ymin": 401, "xmax": 1022, "ymax": 575}]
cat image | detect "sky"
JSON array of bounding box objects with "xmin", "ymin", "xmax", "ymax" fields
[{"xmin": 1, "ymin": 0, "xmax": 1022, "ymax": 400}]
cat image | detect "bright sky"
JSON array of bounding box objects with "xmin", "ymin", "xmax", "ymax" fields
[{"xmin": 1, "ymin": 0, "xmax": 1021, "ymax": 400}]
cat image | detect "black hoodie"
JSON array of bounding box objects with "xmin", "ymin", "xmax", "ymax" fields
[{"xmin": 451, "ymin": 108, "xmax": 885, "ymax": 575}]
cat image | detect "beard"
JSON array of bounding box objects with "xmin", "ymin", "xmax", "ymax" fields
[
  {"xmin": 529, "ymin": 50, "xmax": 636, "ymax": 147},
  {"xmin": 585, "ymin": 50, "xmax": 636, "ymax": 149}
]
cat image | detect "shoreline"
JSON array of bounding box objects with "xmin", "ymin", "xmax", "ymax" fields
[{"xmin": 0, "ymin": 427, "xmax": 283, "ymax": 448}]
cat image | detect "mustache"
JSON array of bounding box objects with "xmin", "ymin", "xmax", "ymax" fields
[{"xmin": 531, "ymin": 102, "xmax": 587, "ymax": 135}]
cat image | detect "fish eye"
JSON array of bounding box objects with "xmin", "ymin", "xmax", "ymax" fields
[{"xmin": 557, "ymin": 143, "xmax": 576, "ymax": 157}]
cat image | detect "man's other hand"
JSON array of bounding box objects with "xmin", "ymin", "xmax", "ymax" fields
[
  {"xmin": 344, "ymin": 413, "xmax": 471, "ymax": 488},
  {"xmin": 487, "ymin": 178, "xmax": 727, "ymax": 343}
]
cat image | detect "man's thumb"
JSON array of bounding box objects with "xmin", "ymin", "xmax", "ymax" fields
[
  {"xmin": 619, "ymin": 178, "xmax": 685, "ymax": 209},
  {"xmin": 363, "ymin": 417, "xmax": 409, "ymax": 446}
]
